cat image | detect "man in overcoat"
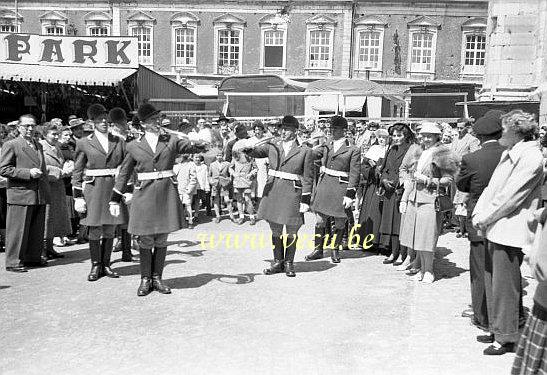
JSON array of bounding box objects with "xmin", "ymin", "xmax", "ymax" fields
[
  {"xmin": 72, "ymin": 104, "xmax": 128, "ymax": 281},
  {"xmin": 109, "ymin": 103, "xmax": 206, "ymax": 296},
  {"xmin": 243, "ymin": 115, "xmax": 314, "ymax": 277},
  {"xmin": 0, "ymin": 114, "xmax": 51, "ymax": 272},
  {"xmin": 456, "ymin": 110, "xmax": 505, "ymax": 332},
  {"xmin": 305, "ymin": 116, "xmax": 360, "ymax": 263}
]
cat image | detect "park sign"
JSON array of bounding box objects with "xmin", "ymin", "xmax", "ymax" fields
[{"xmin": 0, "ymin": 33, "xmax": 138, "ymax": 68}]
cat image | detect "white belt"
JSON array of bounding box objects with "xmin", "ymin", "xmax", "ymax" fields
[
  {"xmin": 137, "ymin": 170, "xmax": 175, "ymax": 181},
  {"xmin": 320, "ymin": 166, "xmax": 349, "ymax": 178},
  {"xmin": 85, "ymin": 168, "xmax": 117, "ymax": 177},
  {"xmin": 268, "ymin": 169, "xmax": 300, "ymax": 181}
]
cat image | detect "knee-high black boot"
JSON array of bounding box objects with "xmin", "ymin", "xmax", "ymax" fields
[
  {"xmin": 101, "ymin": 238, "xmax": 119, "ymax": 278},
  {"xmin": 151, "ymin": 247, "xmax": 171, "ymax": 294},
  {"xmin": 263, "ymin": 235, "xmax": 285, "ymax": 275},
  {"xmin": 88, "ymin": 240, "xmax": 101, "ymax": 281},
  {"xmin": 305, "ymin": 226, "xmax": 325, "ymax": 261},
  {"xmin": 284, "ymin": 234, "xmax": 297, "ymax": 277},
  {"xmin": 120, "ymin": 229, "xmax": 132, "ymax": 262},
  {"xmin": 138, "ymin": 248, "xmax": 153, "ymax": 296}
]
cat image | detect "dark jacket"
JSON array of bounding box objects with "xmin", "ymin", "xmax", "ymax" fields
[
  {"xmin": 456, "ymin": 141, "xmax": 505, "ymax": 241},
  {"xmin": 0, "ymin": 137, "xmax": 50, "ymax": 205}
]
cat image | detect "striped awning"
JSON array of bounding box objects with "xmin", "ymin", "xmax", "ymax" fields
[{"xmin": 0, "ymin": 63, "xmax": 137, "ymax": 86}]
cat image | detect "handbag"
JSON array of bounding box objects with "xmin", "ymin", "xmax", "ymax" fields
[{"xmin": 434, "ymin": 182, "xmax": 453, "ymax": 212}]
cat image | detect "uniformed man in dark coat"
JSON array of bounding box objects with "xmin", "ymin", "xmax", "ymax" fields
[
  {"xmin": 305, "ymin": 116, "xmax": 360, "ymax": 263},
  {"xmin": 72, "ymin": 104, "xmax": 128, "ymax": 281},
  {"xmin": 109, "ymin": 103, "xmax": 206, "ymax": 296},
  {"xmin": 0, "ymin": 114, "xmax": 51, "ymax": 272},
  {"xmin": 456, "ymin": 110, "xmax": 505, "ymax": 331},
  {"xmin": 243, "ymin": 115, "xmax": 314, "ymax": 277}
]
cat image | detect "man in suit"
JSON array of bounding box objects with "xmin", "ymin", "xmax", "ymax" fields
[
  {"xmin": 305, "ymin": 116, "xmax": 360, "ymax": 263},
  {"xmin": 243, "ymin": 115, "xmax": 314, "ymax": 277},
  {"xmin": 0, "ymin": 114, "xmax": 50, "ymax": 272},
  {"xmin": 472, "ymin": 110, "xmax": 544, "ymax": 355},
  {"xmin": 456, "ymin": 110, "xmax": 506, "ymax": 334}
]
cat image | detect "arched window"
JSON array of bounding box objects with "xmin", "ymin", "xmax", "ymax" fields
[
  {"xmin": 171, "ymin": 12, "xmax": 200, "ymax": 73},
  {"xmin": 213, "ymin": 14, "xmax": 246, "ymax": 75},
  {"xmin": 128, "ymin": 11, "xmax": 156, "ymax": 67}
]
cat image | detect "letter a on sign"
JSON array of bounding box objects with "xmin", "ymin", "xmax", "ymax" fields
[{"xmin": 40, "ymin": 39, "xmax": 65, "ymax": 63}]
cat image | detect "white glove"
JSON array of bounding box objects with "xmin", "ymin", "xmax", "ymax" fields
[
  {"xmin": 122, "ymin": 193, "xmax": 133, "ymax": 204},
  {"xmin": 109, "ymin": 203, "xmax": 120, "ymax": 217},
  {"xmin": 399, "ymin": 201, "xmax": 407, "ymax": 214},
  {"xmin": 299, "ymin": 203, "xmax": 310, "ymax": 213},
  {"xmin": 74, "ymin": 198, "xmax": 86, "ymax": 214},
  {"xmin": 343, "ymin": 196, "xmax": 354, "ymax": 209}
]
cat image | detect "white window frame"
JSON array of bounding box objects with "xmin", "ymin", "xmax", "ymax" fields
[
  {"xmin": 40, "ymin": 11, "xmax": 67, "ymax": 36},
  {"xmin": 0, "ymin": 24, "xmax": 18, "ymax": 33},
  {"xmin": 84, "ymin": 11, "xmax": 112, "ymax": 36},
  {"xmin": 407, "ymin": 26, "xmax": 438, "ymax": 77},
  {"xmin": 214, "ymin": 25, "xmax": 244, "ymax": 75},
  {"xmin": 260, "ymin": 26, "xmax": 287, "ymax": 72},
  {"xmin": 172, "ymin": 26, "xmax": 197, "ymax": 69},
  {"xmin": 461, "ymin": 32, "xmax": 486, "ymax": 76},
  {"xmin": 127, "ymin": 12, "xmax": 156, "ymax": 67},
  {"xmin": 306, "ymin": 25, "xmax": 334, "ymax": 73},
  {"xmin": 87, "ymin": 25, "xmax": 110, "ymax": 36},
  {"xmin": 43, "ymin": 25, "xmax": 65, "ymax": 35},
  {"xmin": 170, "ymin": 12, "xmax": 200, "ymax": 73},
  {"xmin": 129, "ymin": 25, "xmax": 154, "ymax": 66},
  {"xmin": 0, "ymin": 10, "xmax": 22, "ymax": 33},
  {"xmin": 353, "ymin": 16, "xmax": 386, "ymax": 75}
]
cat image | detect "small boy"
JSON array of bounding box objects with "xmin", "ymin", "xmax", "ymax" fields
[
  {"xmin": 193, "ymin": 154, "xmax": 212, "ymax": 220},
  {"xmin": 173, "ymin": 154, "xmax": 197, "ymax": 228},
  {"xmin": 209, "ymin": 151, "xmax": 235, "ymax": 223},
  {"xmin": 230, "ymin": 150, "xmax": 257, "ymax": 225}
]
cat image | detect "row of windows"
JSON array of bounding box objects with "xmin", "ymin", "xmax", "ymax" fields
[{"xmin": 0, "ymin": 22, "xmax": 486, "ymax": 76}]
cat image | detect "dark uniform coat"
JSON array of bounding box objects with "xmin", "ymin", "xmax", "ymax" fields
[
  {"xmin": 72, "ymin": 133, "xmax": 128, "ymax": 227},
  {"xmin": 40, "ymin": 140, "xmax": 71, "ymax": 238},
  {"xmin": 456, "ymin": 141, "xmax": 505, "ymax": 241},
  {"xmin": 113, "ymin": 133, "xmax": 203, "ymax": 235},
  {"xmin": 249, "ymin": 140, "xmax": 313, "ymax": 227},
  {"xmin": 311, "ymin": 138, "xmax": 360, "ymax": 218}
]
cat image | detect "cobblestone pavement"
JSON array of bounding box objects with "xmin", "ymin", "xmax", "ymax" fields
[{"xmin": 1, "ymin": 213, "xmax": 535, "ymax": 374}]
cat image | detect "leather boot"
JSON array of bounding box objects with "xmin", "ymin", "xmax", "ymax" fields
[
  {"xmin": 120, "ymin": 229, "xmax": 133, "ymax": 262},
  {"xmin": 284, "ymin": 234, "xmax": 297, "ymax": 277},
  {"xmin": 88, "ymin": 240, "xmax": 101, "ymax": 281},
  {"xmin": 331, "ymin": 228, "xmax": 344, "ymax": 263},
  {"xmin": 151, "ymin": 247, "xmax": 171, "ymax": 294},
  {"xmin": 101, "ymin": 238, "xmax": 119, "ymax": 278},
  {"xmin": 45, "ymin": 239, "xmax": 64, "ymax": 259},
  {"xmin": 305, "ymin": 226, "xmax": 324, "ymax": 261},
  {"xmin": 137, "ymin": 277, "xmax": 152, "ymax": 297},
  {"xmin": 139, "ymin": 248, "xmax": 153, "ymax": 279},
  {"xmin": 263, "ymin": 235, "xmax": 285, "ymax": 275}
]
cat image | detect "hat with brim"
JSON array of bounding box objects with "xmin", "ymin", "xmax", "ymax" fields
[
  {"xmin": 108, "ymin": 107, "xmax": 127, "ymax": 124},
  {"xmin": 214, "ymin": 115, "xmax": 229, "ymax": 123},
  {"xmin": 419, "ymin": 122, "xmax": 442, "ymax": 135},
  {"xmin": 87, "ymin": 104, "xmax": 108, "ymax": 121},
  {"xmin": 281, "ymin": 115, "xmax": 299, "ymax": 129},
  {"xmin": 472, "ymin": 110, "xmax": 505, "ymax": 135},
  {"xmin": 68, "ymin": 118, "xmax": 85, "ymax": 128},
  {"xmin": 137, "ymin": 103, "xmax": 161, "ymax": 122},
  {"xmin": 330, "ymin": 115, "xmax": 348, "ymax": 129}
]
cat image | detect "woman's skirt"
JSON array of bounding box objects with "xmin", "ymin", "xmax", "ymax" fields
[
  {"xmin": 357, "ymin": 183, "xmax": 383, "ymax": 246},
  {"xmin": 399, "ymin": 201, "xmax": 441, "ymax": 252},
  {"xmin": 512, "ymin": 308, "xmax": 547, "ymax": 375},
  {"xmin": 45, "ymin": 181, "xmax": 72, "ymax": 238},
  {"xmin": 378, "ymin": 190, "xmax": 402, "ymax": 252}
]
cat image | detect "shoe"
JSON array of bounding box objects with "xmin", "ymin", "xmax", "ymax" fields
[
  {"xmin": 88, "ymin": 263, "xmax": 101, "ymax": 281},
  {"xmin": 396, "ymin": 261, "xmax": 411, "ymax": 271},
  {"xmin": 188, "ymin": 223, "xmax": 194, "ymax": 229},
  {"xmin": 137, "ymin": 277, "xmax": 152, "ymax": 296},
  {"xmin": 383, "ymin": 257, "xmax": 395, "ymax": 264},
  {"xmin": 284, "ymin": 261, "xmax": 296, "ymax": 277},
  {"xmin": 263, "ymin": 260, "xmax": 285, "ymax": 275},
  {"xmin": 47, "ymin": 247, "xmax": 65, "ymax": 259},
  {"xmin": 102, "ymin": 266, "xmax": 120, "ymax": 278},
  {"xmin": 236, "ymin": 218, "xmax": 245, "ymax": 225},
  {"xmin": 456, "ymin": 233, "xmax": 463, "ymax": 238},
  {"xmin": 483, "ymin": 343, "xmax": 515, "ymax": 355},
  {"xmin": 331, "ymin": 249, "xmax": 341, "ymax": 264},
  {"xmin": 461, "ymin": 308, "xmax": 474, "ymax": 318},
  {"xmin": 421, "ymin": 272, "xmax": 435, "ymax": 283},
  {"xmin": 25, "ymin": 259, "xmax": 48, "ymax": 268},
  {"xmin": 405, "ymin": 268, "xmax": 420, "ymax": 275},
  {"xmin": 213, "ymin": 217, "xmax": 220, "ymax": 223},
  {"xmin": 6, "ymin": 266, "xmax": 28, "ymax": 273},
  {"xmin": 411, "ymin": 272, "xmax": 423, "ymax": 281},
  {"xmin": 152, "ymin": 275, "xmax": 171, "ymax": 294},
  {"xmin": 477, "ymin": 334, "xmax": 494, "ymax": 344},
  {"xmin": 305, "ymin": 249, "xmax": 323, "ymax": 261},
  {"xmin": 249, "ymin": 217, "xmax": 256, "ymax": 226}
]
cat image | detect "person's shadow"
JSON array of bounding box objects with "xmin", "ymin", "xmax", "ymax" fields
[
  {"xmin": 166, "ymin": 240, "xmax": 201, "ymax": 248},
  {"xmin": 0, "ymin": 286, "xmax": 10, "ymax": 290},
  {"xmin": 165, "ymin": 272, "xmax": 260, "ymax": 289},
  {"xmin": 267, "ymin": 259, "xmax": 337, "ymax": 273},
  {"xmin": 113, "ymin": 259, "xmax": 187, "ymax": 276},
  {"xmin": 434, "ymin": 246, "xmax": 468, "ymax": 280}
]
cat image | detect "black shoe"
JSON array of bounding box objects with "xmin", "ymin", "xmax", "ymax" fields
[
  {"xmin": 137, "ymin": 277, "xmax": 152, "ymax": 296},
  {"xmin": 461, "ymin": 308, "xmax": 474, "ymax": 318},
  {"xmin": 331, "ymin": 249, "xmax": 341, "ymax": 264},
  {"xmin": 305, "ymin": 250, "xmax": 323, "ymax": 261},
  {"xmin": 6, "ymin": 266, "xmax": 28, "ymax": 273},
  {"xmin": 477, "ymin": 334, "xmax": 494, "ymax": 343},
  {"xmin": 88, "ymin": 263, "xmax": 101, "ymax": 281},
  {"xmin": 47, "ymin": 248, "xmax": 65, "ymax": 259},
  {"xmin": 263, "ymin": 260, "xmax": 285, "ymax": 275},
  {"xmin": 483, "ymin": 343, "xmax": 515, "ymax": 355},
  {"xmin": 152, "ymin": 275, "xmax": 171, "ymax": 294},
  {"xmin": 25, "ymin": 259, "xmax": 48, "ymax": 268},
  {"xmin": 102, "ymin": 266, "xmax": 119, "ymax": 278},
  {"xmin": 284, "ymin": 261, "xmax": 296, "ymax": 277}
]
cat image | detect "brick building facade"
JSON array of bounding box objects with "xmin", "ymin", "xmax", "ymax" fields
[{"xmin": 0, "ymin": 0, "xmax": 488, "ymax": 91}]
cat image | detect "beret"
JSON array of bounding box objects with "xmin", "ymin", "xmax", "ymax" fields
[{"xmin": 473, "ymin": 110, "xmax": 505, "ymax": 135}]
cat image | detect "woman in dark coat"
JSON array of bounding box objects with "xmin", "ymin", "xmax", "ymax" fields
[
  {"xmin": 379, "ymin": 123, "xmax": 416, "ymax": 264},
  {"xmin": 357, "ymin": 129, "xmax": 389, "ymax": 252}
]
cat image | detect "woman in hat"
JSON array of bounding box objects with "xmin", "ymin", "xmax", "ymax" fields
[{"xmin": 399, "ymin": 122, "xmax": 460, "ymax": 283}]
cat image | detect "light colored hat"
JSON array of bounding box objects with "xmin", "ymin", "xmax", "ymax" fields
[
  {"xmin": 161, "ymin": 118, "xmax": 171, "ymax": 126},
  {"xmin": 374, "ymin": 128, "xmax": 389, "ymax": 137},
  {"xmin": 419, "ymin": 121, "xmax": 442, "ymax": 135}
]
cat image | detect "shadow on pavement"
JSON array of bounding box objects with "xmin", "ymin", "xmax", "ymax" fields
[
  {"xmin": 167, "ymin": 239, "xmax": 201, "ymax": 248},
  {"xmin": 337, "ymin": 250, "xmax": 376, "ymax": 259},
  {"xmin": 167, "ymin": 249, "xmax": 206, "ymax": 257},
  {"xmin": 45, "ymin": 247, "xmax": 89, "ymax": 267},
  {"xmin": 263, "ymin": 259, "xmax": 337, "ymax": 273},
  {"xmin": 113, "ymin": 259, "xmax": 187, "ymax": 276},
  {"xmin": 0, "ymin": 285, "xmax": 10, "ymax": 290},
  {"xmin": 165, "ymin": 272, "xmax": 259, "ymax": 289},
  {"xmin": 435, "ymin": 246, "xmax": 467, "ymax": 280}
]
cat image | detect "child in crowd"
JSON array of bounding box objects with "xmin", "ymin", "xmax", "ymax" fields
[
  {"xmin": 173, "ymin": 154, "xmax": 197, "ymax": 228},
  {"xmin": 209, "ymin": 151, "xmax": 235, "ymax": 223},
  {"xmin": 193, "ymin": 154, "xmax": 212, "ymax": 220},
  {"xmin": 230, "ymin": 150, "xmax": 257, "ymax": 225}
]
